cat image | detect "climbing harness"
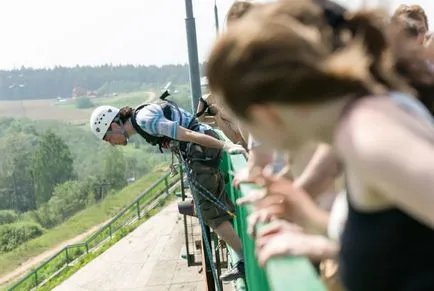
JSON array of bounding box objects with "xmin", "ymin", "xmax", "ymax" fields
[{"xmin": 170, "ymin": 141, "xmax": 235, "ymax": 218}]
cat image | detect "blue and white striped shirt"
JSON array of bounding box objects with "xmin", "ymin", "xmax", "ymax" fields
[{"xmin": 135, "ymin": 103, "xmax": 211, "ymax": 139}]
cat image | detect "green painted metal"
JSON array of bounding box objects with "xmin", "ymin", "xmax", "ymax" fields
[
  {"xmin": 7, "ymin": 169, "xmax": 181, "ymax": 291},
  {"xmin": 217, "ymin": 129, "xmax": 327, "ymax": 291}
]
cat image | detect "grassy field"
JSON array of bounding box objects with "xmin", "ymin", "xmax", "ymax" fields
[
  {"xmin": 0, "ymin": 91, "xmax": 155, "ymax": 123},
  {"xmin": 0, "ymin": 166, "xmax": 168, "ymax": 279}
]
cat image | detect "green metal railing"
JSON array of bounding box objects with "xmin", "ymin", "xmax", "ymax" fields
[
  {"xmin": 221, "ymin": 144, "xmax": 327, "ymax": 291},
  {"xmin": 7, "ymin": 170, "xmax": 181, "ymax": 291}
]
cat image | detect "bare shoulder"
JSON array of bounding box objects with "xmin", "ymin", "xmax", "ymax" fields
[{"xmin": 335, "ymin": 96, "xmax": 433, "ymax": 165}]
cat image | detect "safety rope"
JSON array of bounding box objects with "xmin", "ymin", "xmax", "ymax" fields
[
  {"xmin": 177, "ymin": 152, "xmax": 223, "ymax": 291},
  {"xmin": 185, "ymin": 168, "xmax": 236, "ymax": 218},
  {"xmin": 170, "ymin": 142, "xmax": 236, "ymax": 218}
]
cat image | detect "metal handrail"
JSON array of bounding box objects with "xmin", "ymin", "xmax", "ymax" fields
[{"xmin": 7, "ymin": 169, "xmax": 181, "ymax": 291}]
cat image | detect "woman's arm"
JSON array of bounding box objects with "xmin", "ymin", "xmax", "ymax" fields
[{"xmin": 293, "ymin": 143, "xmax": 341, "ymax": 198}]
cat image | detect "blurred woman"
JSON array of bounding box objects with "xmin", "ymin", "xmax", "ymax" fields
[{"xmin": 206, "ymin": 1, "xmax": 434, "ymax": 290}]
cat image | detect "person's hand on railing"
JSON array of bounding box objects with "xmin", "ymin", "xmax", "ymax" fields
[
  {"xmin": 254, "ymin": 220, "xmax": 339, "ymax": 267},
  {"xmin": 237, "ymin": 174, "xmax": 317, "ymax": 227},
  {"xmin": 223, "ymin": 141, "xmax": 247, "ymax": 156},
  {"xmin": 232, "ymin": 166, "xmax": 263, "ymax": 189}
]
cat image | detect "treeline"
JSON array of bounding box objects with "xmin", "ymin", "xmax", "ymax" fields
[
  {"xmin": 0, "ymin": 64, "xmax": 205, "ymax": 100},
  {"xmin": 0, "ymin": 117, "xmax": 166, "ymax": 253}
]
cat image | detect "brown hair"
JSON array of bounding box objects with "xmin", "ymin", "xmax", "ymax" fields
[
  {"xmin": 392, "ymin": 4, "xmax": 429, "ymax": 31},
  {"xmin": 207, "ymin": 1, "xmax": 434, "ymax": 119},
  {"xmin": 118, "ymin": 106, "xmax": 133, "ymax": 124},
  {"xmin": 226, "ymin": 1, "xmax": 255, "ymax": 26}
]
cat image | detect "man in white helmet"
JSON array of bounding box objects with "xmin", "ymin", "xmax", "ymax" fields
[{"xmin": 89, "ymin": 94, "xmax": 246, "ymax": 282}]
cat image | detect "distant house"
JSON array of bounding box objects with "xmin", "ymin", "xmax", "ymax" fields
[
  {"xmin": 87, "ymin": 91, "xmax": 97, "ymax": 98},
  {"xmin": 72, "ymin": 87, "xmax": 87, "ymax": 99},
  {"xmin": 72, "ymin": 87, "xmax": 98, "ymax": 99}
]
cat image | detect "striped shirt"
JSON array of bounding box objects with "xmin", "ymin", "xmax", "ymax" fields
[{"xmin": 135, "ymin": 103, "xmax": 211, "ymax": 139}]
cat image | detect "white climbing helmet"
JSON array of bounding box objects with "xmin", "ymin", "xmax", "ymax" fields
[{"xmin": 89, "ymin": 105, "xmax": 120, "ymax": 140}]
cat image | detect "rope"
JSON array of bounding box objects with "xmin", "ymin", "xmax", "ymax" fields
[
  {"xmin": 185, "ymin": 167, "xmax": 236, "ymax": 218},
  {"xmin": 178, "ymin": 154, "xmax": 222, "ymax": 291},
  {"xmin": 170, "ymin": 142, "xmax": 235, "ymax": 218}
]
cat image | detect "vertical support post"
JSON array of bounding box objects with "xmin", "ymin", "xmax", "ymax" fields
[
  {"xmin": 179, "ymin": 165, "xmax": 186, "ymax": 200},
  {"xmin": 136, "ymin": 201, "xmax": 141, "ymax": 219},
  {"xmin": 202, "ymin": 225, "xmax": 216, "ymax": 291},
  {"xmin": 184, "ymin": 0, "xmax": 202, "ymax": 112},
  {"xmin": 85, "ymin": 242, "xmax": 89, "ymax": 253},
  {"xmin": 179, "ymin": 165, "xmax": 192, "ymax": 265},
  {"xmin": 164, "ymin": 177, "xmax": 169, "ymax": 195},
  {"xmin": 65, "ymin": 247, "xmax": 70, "ymax": 264},
  {"xmin": 34, "ymin": 271, "xmax": 38, "ymax": 287},
  {"xmin": 109, "ymin": 225, "xmax": 112, "ymax": 238},
  {"xmin": 214, "ymin": 1, "xmax": 220, "ymax": 36}
]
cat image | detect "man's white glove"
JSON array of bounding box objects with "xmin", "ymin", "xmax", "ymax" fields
[{"xmin": 223, "ymin": 141, "xmax": 246, "ymax": 155}]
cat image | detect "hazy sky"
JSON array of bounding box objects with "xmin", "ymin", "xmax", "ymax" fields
[{"xmin": 0, "ymin": 0, "xmax": 432, "ymax": 69}]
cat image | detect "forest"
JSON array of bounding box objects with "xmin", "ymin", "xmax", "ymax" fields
[
  {"xmin": 0, "ymin": 64, "xmax": 196, "ymax": 256},
  {"xmin": 0, "ymin": 64, "xmax": 205, "ymax": 100}
]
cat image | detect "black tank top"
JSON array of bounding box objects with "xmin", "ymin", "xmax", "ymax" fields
[
  {"xmin": 339, "ymin": 92, "xmax": 434, "ymax": 290},
  {"xmin": 339, "ymin": 197, "xmax": 434, "ymax": 291}
]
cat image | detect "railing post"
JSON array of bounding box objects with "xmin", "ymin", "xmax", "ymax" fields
[
  {"xmin": 179, "ymin": 165, "xmax": 186, "ymax": 200},
  {"xmin": 34, "ymin": 270, "xmax": 38, "ymax": 287},
  {"xmin": 136, "ymin": 201, "xmax": 141, "ymax": 219},
  {"xmin": 109, "ymin": 225, "xmax": 112, "ymax": 238},
  {"xmin": 65, "ymin": 247, "xmax": 70, "ymax": 264},
  {"xmin": 202, "ymin": 225, "xmax": 216, "ymax": 291},
  {"xmin": 85, "ymin": 242, "xmax": 89, "ymax": 253},
  {"xmin": 164, "ymin": 176, "xmax": 169, "ymax": 195}
]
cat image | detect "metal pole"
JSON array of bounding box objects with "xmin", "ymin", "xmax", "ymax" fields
[
  {"xmin": 214, "ymin": 0, "xmax": 220, "ymax": 36},
  {"xmin": 184, "ymin": 0, "xmax": 202, "ymax": 112},
  {"xmin": 202, "ymin": 225, "xmax": 216, "ymax": 291}
]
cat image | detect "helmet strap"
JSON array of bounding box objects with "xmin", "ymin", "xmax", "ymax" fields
[{"xmin": 118, "ymin": 119, "xmax": 130, "ymax": 139}]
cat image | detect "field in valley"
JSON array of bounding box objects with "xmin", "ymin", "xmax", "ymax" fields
[{"xmin": 0, "ymin": 91, "xmax": 155, "ymax": 123}]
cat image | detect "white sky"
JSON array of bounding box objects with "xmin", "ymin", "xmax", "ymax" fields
[{"xmin": 0, "ymin": 0, "xmax": 432, "ymax": 69}]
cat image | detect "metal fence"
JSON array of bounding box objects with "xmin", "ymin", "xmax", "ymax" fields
[{"xmin": 7, "ymin": 169, "xmax": 181, "ymax": 291}]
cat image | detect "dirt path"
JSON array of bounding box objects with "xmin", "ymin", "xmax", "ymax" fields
[{"xmin": 0, "ymin": 221, "xmax": 109, "ymax": 288}]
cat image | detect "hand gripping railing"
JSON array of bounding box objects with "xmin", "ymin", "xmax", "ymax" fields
[{"xmin": 218, "ymin": 129, "xmax": 327, "ymax": 291}]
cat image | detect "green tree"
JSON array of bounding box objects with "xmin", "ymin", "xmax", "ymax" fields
[
  {"xmin": 37, "ymin": 180, "xmax": 89, "ymax": 226},
  {"xmin": 31, "ymin": 131, "xmax": 75, "ymax": 206},
  {"xmin": 101, "ymin": 147, "xmax": 127, "ymax": 191},
  {"xmin": 0, "ymin": 221, "xmax": 44, "ymax": 253},
  {"xmin": 0, "ymin": 134, "xmax": 37, "ymax": 212},
  {"xmin": 75, "ymin": 97, "xmax": 94, "ymax": 109}
]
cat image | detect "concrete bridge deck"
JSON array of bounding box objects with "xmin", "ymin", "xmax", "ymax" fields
[{"xmin": 54, "ymin": 201, "xmax": 206, "ymax": 291}]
